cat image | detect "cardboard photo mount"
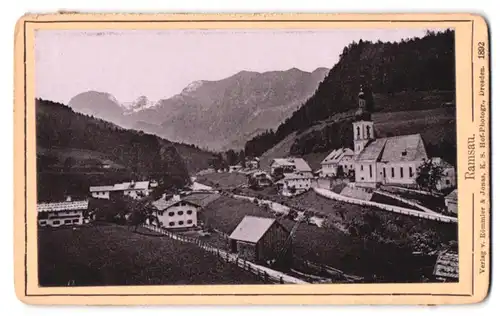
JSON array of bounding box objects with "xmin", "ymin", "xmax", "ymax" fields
[{"xmin": 13, "ymin": 13, "xmax": 491, "ymax": 305}]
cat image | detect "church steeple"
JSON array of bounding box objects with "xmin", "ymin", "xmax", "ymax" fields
[
  {"xmin": 352, "ymin": 85, "xmax": 375, "ymax": 156},
  {"xmin": 355, "ymin": 85, "xmax": 371, "ymax": 121}
]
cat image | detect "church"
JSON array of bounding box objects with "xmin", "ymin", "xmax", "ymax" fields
[{"xmin": 352, "ymin": 87, "xmax": 431, "ymax": 188}]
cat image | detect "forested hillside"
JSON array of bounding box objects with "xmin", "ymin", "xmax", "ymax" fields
[
  {"xmin": 36, "ymin": 99, "xmax": 197, "ymax": 201},
  {"xmin": 245, "ymin": 30, "xmax": 455, "ymax": 160}
]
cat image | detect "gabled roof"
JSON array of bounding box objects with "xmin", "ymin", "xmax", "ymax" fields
[
  {"xmin": 271, "ymin": 158, "xmax": 312, "ymax": 172},
  {"xmin": 321, "ymin": 148, "xmax": 354, "ymax": 165},
  {"xmin": 445, "ymin": 189, "xmax": 458, "ymax": 202},
  {"xmin": 89, "ymin": 181, "xmax": 150, "ymax": 193},
  {"xmin": 229, "ymin": 216, "xmax": 278, "ymax": 244},
  {"xmin": 282, "ymin": 172, "xmax": 313, "ymax": 180},
  {"xmin": 356, "ymin": 138, "xmax": 387, "ymax": 162},
  {"xmin": 380, "ymin": 134, "xmax": 427, "ymax": 162},
  {"xmin": 182, "ymin": 193, "xmax": 221, "ymax": 208},
  {"xmin": 356, "ymin": 134, "xmax": 427, "ymax": 163},
  {"xmin": 38, "ymin": 200, "xmax": 88, "ymax": 213}
]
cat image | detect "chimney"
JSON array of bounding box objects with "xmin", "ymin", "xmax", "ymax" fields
[{"xmin": 66, "ymin": 196, "xmax": 72, "ymax": 202}]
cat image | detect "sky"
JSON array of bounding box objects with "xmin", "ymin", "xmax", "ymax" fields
[{"xmin": 35, "ymin": 28, "xmax": 441, "ymax": 104}]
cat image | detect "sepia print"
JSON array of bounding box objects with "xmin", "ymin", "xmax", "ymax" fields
[{"xmin": 14, "ymin": 13, "xmax": 490, "ymax": 305}]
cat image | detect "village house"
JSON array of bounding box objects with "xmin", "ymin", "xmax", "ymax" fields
[
  {"xmin": 248, "ymin": 170, "xmax": 273, "ymax": 189},
  {"xmin": 431, "ymin": 157, "xmax": 457, "ymax": 191},
  {"xmin": 229, "ymin": 215, "xmax": 291, "ymax": 264},
  {"xmin": 320, "ymin": 148, "xmax": 355, "ymax": 177},
  {"xmin": 37, "ymin": 197, "xmax": 88, "ymax": 227},
  {"xmin": 89, "ymin": 180, "xmax": 152, "ymax": 200},
  {"xmin": 444, "ymin": 189, "xmax": 458, "ymax": 215},
  {"xmin": 270, "ymin": 158, "xmax": 313, "ymax": 178},
  {"xmin": 245, "ymin": 157, "xmax": 260, "ymax": 170},
  {"xmin": 151, "ymin": 193, "xmax": 220, "ymax": 229},
  {"xmin": 276, "ymin": 173, "xmax": 313, "ymax": 196},
  {"xmin": 351, "ymin": 87, "xmax": 454, "ymax": 190}
]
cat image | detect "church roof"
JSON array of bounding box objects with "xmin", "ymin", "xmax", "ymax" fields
[
  {"xmin": 356, "ymin": 138, "xmax": 387, "ymax": 162},
  {"xmin": 356, "ymin": 134, "xmax": 427, "ymax": 163},
  {"xmin": 380, "ymin": 134, "xmax": 427, "ymax": 162}
]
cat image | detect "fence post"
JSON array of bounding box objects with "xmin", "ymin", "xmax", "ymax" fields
[{"xmin": 280, "ymin": 276, "xmax": 284, "ymax": 284}]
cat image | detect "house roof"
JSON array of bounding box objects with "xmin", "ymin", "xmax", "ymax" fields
[
  {"xmin": 90, "ymin": 181, "xmax": 150, "ymax": 192},
  {"xmin": 271, "ymin": 158, "xmax": 312, "ymax": 172},
  {"xmin": 229, "ymin": 216, "xmax": 277, "ymax": 244},
  {"xmin": 282, "ymin": 172, "xmax": 313, "ymax": 180},
  {"xmin": 356, "ymin": 134, "xmax": 427, "ymax": 163},
  {"xmin": 445, "ymin": 189, "xmax": 458, "ymax": 202},
  {"xmin": 37, "ymin": 200, "xmax": 89, "ymax": 213},
  {"xmin": 321, "ymin": 148, "xmax": 354, "ymax": 165},
  {"xmin": 183, "ymin": 193, "xmax": 221, "ymax": 208},
  {"xmin": 152, "ymin": 193, "xmax": 220, "ymax": 211}
]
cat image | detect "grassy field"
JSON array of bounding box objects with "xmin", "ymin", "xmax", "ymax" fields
[
  {"xmin": 196, "ymin": 172, "xmax": 248, "ymax": 189},
  {"xmin": 38, "ymin": 223, "xmax": 266, "ymax": 286},
  {"xmin": 202, "ymin": 193, "xmax": 457, "ymax": 282}
]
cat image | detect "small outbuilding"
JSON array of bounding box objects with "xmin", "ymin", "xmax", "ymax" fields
[
  {"xmin": 229, "ymin": 215, "xmax": 291, "ymax": 264},
  {"xmin": 444, "ymin": 189, "xmax": 458, "ymax": 215}
]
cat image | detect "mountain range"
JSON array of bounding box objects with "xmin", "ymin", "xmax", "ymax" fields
[{"xmin": 68, "ymin": 67, "xmax": 329, "ymax": 151}]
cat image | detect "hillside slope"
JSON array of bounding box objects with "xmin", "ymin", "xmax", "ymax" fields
[
  {"xmin": 260, "ymin": 97, "xmax": 456, "ymax": 170},
  {"xmin": 37, "ymin": 99, "xmax": 216, "ymax": 201}
]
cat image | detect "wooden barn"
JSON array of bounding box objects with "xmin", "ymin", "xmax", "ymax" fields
[{"xmin": 229, "ymin": 215, "xmax": 291, "ymax": 265}]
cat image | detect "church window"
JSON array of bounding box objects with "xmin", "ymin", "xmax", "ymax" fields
[
  {"xmin": 366, "ymin": 126, "xmax": 371, "ymax": 138},
  {"xmin": 402, "ymin": 150, "xmax": 407, "ymax": 157},
  {"xmin": 369, "ymin": 165, "xmax": 373, "ymax": 178},
  {"xmin": 409, "ymin": 167, "xmax": 413, "ymax": 177},
  {"xmin": 391, "ymin": 168, "xmax": 395, "ymax": 178},
  {"xmin": 400, "ymin": 167, "xmax": 404, "ymax": 178},
  {"xmin": 360, "ymin": 165, "xmax": 364, "ymax": 171},
  {"xmin": 356, "ymin": 126, "xmax": 360, "ymax": 139},
  {"xmin": 383, "ymin": 168, "xmax": 386, "ymax": 178}
]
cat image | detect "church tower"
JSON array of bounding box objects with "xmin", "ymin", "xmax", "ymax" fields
[{"xmin": 352, "ymin": 86, "xmax": 375, "ymax": 156}]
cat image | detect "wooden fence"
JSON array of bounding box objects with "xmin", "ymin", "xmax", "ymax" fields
[
  {"xmin": 313, "ymin": 188, "xmax": 457, "ymax": 223},
  {"xmin": 142, "ymin": 224, "xmax": 303, "ymax": 284}
]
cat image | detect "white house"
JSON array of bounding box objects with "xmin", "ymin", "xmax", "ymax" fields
[
  {"xmin": 37, "ymin": 197, "xmax": 88, "ymax": 227},
  {"xmin": 320, "ymin": 148, "xmax": 355, "ymax": 177},
  {"xmin": 89, "ymin": 180, "xmax": 152, "ymax": 200},
  {"xmin": 431, "ymin": 157, "xmax": 457, "ymax": 191},
  {"xmin": 276, "ymin": 172, "xmax": 312, "ymax": 196},
  {"xmin": 444, "ymin": 189, "xmax": 458, "ymax": 215},
  {"xmin": 270, "ymin": 158, "xmax": 313, "ymax": 178},
  {"xmin": 151, "ymin": 195, "xmax": 200, "ymax": 229},
  {"xmin": 151, "ymin": 193, "xmax": 220, "ymax": 229}
]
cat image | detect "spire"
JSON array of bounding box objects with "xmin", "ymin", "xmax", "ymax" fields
[{"xmin": 355, "ymin": 84, "xmax": 371, "ymax": 121}]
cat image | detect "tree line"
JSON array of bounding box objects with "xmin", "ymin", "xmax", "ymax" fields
[{"xmin": 36, "ymin": 99, "xmax": 190, "ymax": 201}]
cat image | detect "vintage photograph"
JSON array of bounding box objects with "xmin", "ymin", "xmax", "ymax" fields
[{"xmin": 33, "ymin": 26, "xmax": 460, "ymax": 287}]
